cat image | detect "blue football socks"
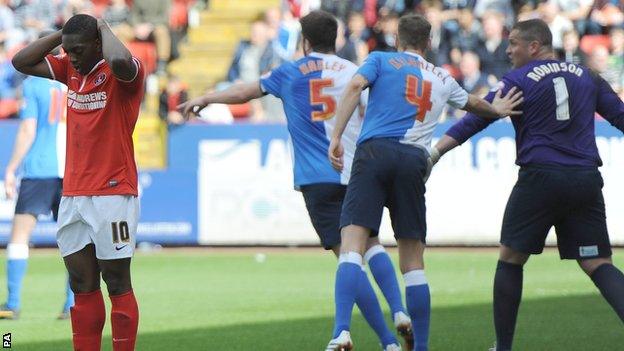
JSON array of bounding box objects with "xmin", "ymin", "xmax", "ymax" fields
[
  {"xmin": 366, "ymin": 245, "xmax": 406, "ymax": 316},
  {"xmin": 6, "ymin": 243, "xmax": 29, "ymax": 310},
  {"xmin": 405, "ymin": 270, "xmax": 430, "ymax": 351}
]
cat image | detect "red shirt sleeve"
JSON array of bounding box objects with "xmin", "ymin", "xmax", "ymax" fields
[
  {"xmin": 44, "ymin": 53, "xmax": 69, "ymax": 85},
  {"xmin": 116, "ymin": 57, "xmax": 146, "ymax": 94}
]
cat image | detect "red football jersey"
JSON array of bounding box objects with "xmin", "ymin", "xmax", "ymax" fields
[{"xmin": 45, "ymin": 53, "xmax": 145, "ymax": 196}]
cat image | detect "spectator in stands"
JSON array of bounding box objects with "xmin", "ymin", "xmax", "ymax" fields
[
  {"xmin": 267, "ymin": 7, "xmax": 300, "ymax": 62},
  {"xmin": 372, "ymin": 11, "xmax": 399, "ymax": 52},
  {"xmin": 446, "ymin": 8, "xmax": 481, "ymax": 57},
  {"xmin": 540, "ymin": 1, "xmax": 574, "ymax": 51},
  {"xmin": 553, "ymin": 0, "xmax": 593, "ymax": 35},
  {"xmin": 424, "ymin": 2, "xmax": 448, "ymax": 66},
  {"xmin": 336, "ymin": 19, "xmax": 357, "ymax": 63},
  {"xmin": 227, "ymin": 20, "xmax": 276, "ymax": 83},
  {"xmin": 459, "ymin": 50, "xmax": 490, "ymax": 96},
  {"xmin": 476, "ymin": 10, "xmax": 510, "ymax": 80},
  {"xmin": 61, "ymin": 0, "xmax": 94, "ymax": 21},
  {"xmin": 590, "ymin": 0, "xmax": 624, "ymax": 34},
  {"xmin": 0, "ymin": 42, "xmax": 19, "ymax": 119},
  {"xmin": 12, "ymin": 0, "xmax": 60, "ymax": 43},
  {"xmin": 0, "ymin": 0, "xmax": 25, "ymax": 51},
  {"xmin": 103, "ymin": 0, "xmax": 133, "ymax": 43},
  {"xmin": 557, "ymin": 29, "xmax": 587, "ymax": 66},
  {"xmin": 159, "ymin": 74, "xmax": 188, "ymax": 125},
  {"xmin": 169, "ymin": 0, "xmax": 192, "ymax": 62},
  {"xmin": 131, "ymin": 0, "xmax": 171, "ymax": 75},
  {"xmin": 589, "ymin": 45, "xmax": 622, "ymax": 93},
  {"xmin": 473, "ymin": 0, "xmax": 515, "ymax": 27},
  {"xmin": 227, "ymin": 20, "xmax": 280, "ymax": 122},
  {"xmin": 345, "ymin": 11, "xmax": 369, "ymax": 64},
  {"xmin": 609, "ymin": 27, "xmax": 624, "ymax": 89}
]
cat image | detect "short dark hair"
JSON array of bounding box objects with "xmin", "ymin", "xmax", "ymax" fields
[
  {"xmin": 398, "ymin": 14, "xmax": 431, "ymax": 51},
  {"xmin": 300, "ymin": 10, "xmax": 337, "ymax": 53},
  {"xmin": 512, "ymin": 19, "xmax": 552, "ymax": 48},
  {"xmin": 62, "ymin": 14, "xmax": 98, "ymax": 40}
]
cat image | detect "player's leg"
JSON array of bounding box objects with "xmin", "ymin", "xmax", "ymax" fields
[
  {"xmin": 493, "ymin": 246, "xmax": 529, "ymax": 351},
  {"xmin": 579, "ymin": 257, "xmax": 624, "ymax": 322},
  {"xmin": 2, "ymin": 178, "xmax": 58, "ymax": 319},
  {"xmin": 397, "ymin": 238, "xmax": 427, "ymax": 351},
  {"xmin": 554, "ymin": 171, "xmax": 624, "ymax": 323},
  {"xmin": 99, "ymin": 258, "xmax": 138, "ymax": 351},
  {"xmin": 365, "ymin": 237, "xmax": 411, "ymax": 347},
  {"xmin": 301, "ymin": 184, "xmax": 398, "ymax": 348},
  {"xmin": 52, "ymin": 178, "xmax": 74, "ymax": 319},
  {"xmin": 494, "ymin": 166, "xmax": 557, "ymax": 351},
  {"xmin": 64, "ymin": 244, "xmax": 106, "ymax": 351},
  {"xmin": 328, "ymin": 140, "xmax": 389, "ymax": 350},
  {"xmin": 365, "ymin": 237, "xmax": 407, "ymax": 320},
  {"xmin": 89, "ymin": 195, "xmax": 140, "ymax": 351},
  {"xmin": 387, "ymin": 141, "xmax": 429, "ymax": 351},
  {"xmin": 0, "ymin": 214, "xmax": 36, "ymax": 319}
]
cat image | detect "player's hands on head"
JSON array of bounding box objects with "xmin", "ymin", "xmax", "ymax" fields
[
  {"xmin": 492, "ymin": 86, "xmax": 523, "ymax": 117},
  {"xmin": 177, "ymin": 97, "xmax": 208, "ymax": 120},
  {"xmin": 328, "ymin": 137, "xmax": 344, "ymax": 172},
  {"xmin": 4, "ymin": 171, "xmax": 16, "ymax": 200}
]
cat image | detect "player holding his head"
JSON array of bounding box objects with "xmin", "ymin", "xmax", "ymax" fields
[
  {"xmin": 431, "ymin": 19, "xmax": 624, "ymax": 351},
  {"xmin": 12, "ymin": 14, "xmax": 145, "ymax": 351},
  {"xmin": 1, "ymin": 32, "xmax": 73, "ymax": 321},
  {"xmin": 180, "ymin": 10, "xmax": 411, "ymax": 351},
  {"xmin": 327, "ymin": 14, "xmax": 522, "ymax": 351}
]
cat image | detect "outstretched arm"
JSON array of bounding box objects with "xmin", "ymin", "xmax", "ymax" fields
[
  {"xmin": 463, "ymin": 87, "xmax": 523, "ymax": 119},
  {"xmin": 328, "ymin": 74, "xmax": 367, "ymax": 171},
  {"xmin": 4, "ymin": 119, "xmax": 37, "ymax": 199},
  {"xmin": 177, "ymin": 82, "xmax": 264, "ymax": 118},
  {"xmin": 11, "ymin": 30, "xmax": 61, "ymax": 78},
  {"xmin": 97, "ymin": 19, "xmax": 136, "ymax": 81}
]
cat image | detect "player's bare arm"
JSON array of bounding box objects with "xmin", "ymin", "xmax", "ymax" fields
[
  {"xmin": 4, "ymin": 119, "xmax": 37, "ymax": 199},
  {"xmin": 11, "ymin": 31, "xmax": 61, "ymax": 79},
  {"xmin": 97, "ymin": 19, "xmax": 136, "ymax": 81},
  {"xmin": 177, "ymin": 82, "xmax": 263, "ymax": 119},
  {"xmin": 329, "ymin": 74, "xmax": 367, "ymax": 171},
  {"xmin": 464, "ymin": 87, "xmax": 523, "ymax": 119}
]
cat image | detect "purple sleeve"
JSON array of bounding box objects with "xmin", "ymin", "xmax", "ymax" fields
[
  {"xmin": 595, "ymin": 74, "xmax": 624, "ymax": 133},
  {"xmin": 446, "ymin": 76, "xmax": 518, "ymax": 144},
  {"xmin": 445, "ymin": 90, "xmax": 498, "ymax": 144}
]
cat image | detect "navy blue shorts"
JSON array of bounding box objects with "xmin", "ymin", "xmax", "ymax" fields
[
  {"xmin": 15, "ymin": 178, "xmax": 63, "ymax": 221},
  {"xmin": 340, "ymin": 138, "xmax": 428, "ymax": 241},
  {"xmin": 501, "ymin": 165, "xmax": 611, "ymax": 260},
  {"xmin": 301, "ymin": 183, "xmax": 346, "ymax": 250}
]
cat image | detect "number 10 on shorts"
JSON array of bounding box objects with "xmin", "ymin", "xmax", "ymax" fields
[{"xmin": 111, "ymin": 221, "xmax": 130, "ymax": 243}]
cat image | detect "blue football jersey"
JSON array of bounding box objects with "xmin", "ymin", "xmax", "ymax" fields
[
  {"xmin": 20, "ymin": 76, "xmax": 66, "ymax": 178},
  {"xmin": 446, "ymin": 59, "xmax": 624, "ymax": 167},
  {"xmin": 356, "ymin": 51, "xmax": 468, "ymax": 148},
  {"xmin": 260, "ymin": 52, "xmax": 365, "ymax": 187}
]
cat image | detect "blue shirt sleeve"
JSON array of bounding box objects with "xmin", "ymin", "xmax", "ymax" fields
[
  {"xmin": 19, "ymin": 80, "xmax": 38, "ymax": 120},
  {"xmin": 356, "ymin": 52, "xmax": 381, "ymax": 86},
  {"xmin": 446, "ymin": 76, "xmax": 518, "ymax": 144},
  {"xmin": 259, "ymin": 63, "xmax": 287, "ymax": 99},
  {"xmin": 594, "ymin": 73, "xmax": 624, "ymax": 133}
]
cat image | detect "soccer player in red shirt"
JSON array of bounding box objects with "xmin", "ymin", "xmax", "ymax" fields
[{"xmin": 12, "ymin": 14, "xmax": 145, "ymax": 351}]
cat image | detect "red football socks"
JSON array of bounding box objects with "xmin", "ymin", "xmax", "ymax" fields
[
  {"xmin": 110, "ymin": 290, "xmax": 139, "ymax": 351},
  {"xmin": 71, "ymin": 289, "xmax": 106, "ymax": 351}
]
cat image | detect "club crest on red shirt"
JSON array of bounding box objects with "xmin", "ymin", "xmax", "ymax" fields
[{"xmin": 94, "ymin": 73, "xmax": 107, "ymax": 86}]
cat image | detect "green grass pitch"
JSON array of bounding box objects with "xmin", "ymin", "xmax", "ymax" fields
[{"xmin": 0, "ymin": 248, "xmax": 622, "ymax": 350}]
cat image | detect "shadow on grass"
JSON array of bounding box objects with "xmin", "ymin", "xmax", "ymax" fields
[{"xmin": 18, "ymin": 294, "xmax": 622, "ymax": 351}]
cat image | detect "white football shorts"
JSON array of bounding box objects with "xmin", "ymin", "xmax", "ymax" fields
[{"xmin": 57, "ymin": 195, "xmax": 140, "ymax": 260}]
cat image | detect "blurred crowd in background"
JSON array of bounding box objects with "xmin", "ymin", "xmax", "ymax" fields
[{"xmin": 2, "ymin": 0, "xmax": 624, "ymax": 123}]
